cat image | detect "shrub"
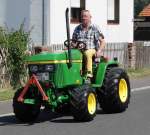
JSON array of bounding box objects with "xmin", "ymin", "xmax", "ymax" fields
[{"xmin": 0, "ymin": 23, "xmax": 31, "ymax": 89}]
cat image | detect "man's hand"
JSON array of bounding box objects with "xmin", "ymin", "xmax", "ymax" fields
[
  {"xmin": 71, "ymin": 42, "xmax": 77, "ymax": 48},
  {"xmin": 95, "ymin": 49, "xmax": 102, "ymax": 58},
  {"xmin": 95, "ymin": 36, "xmax": 105, "ymax": 57}
]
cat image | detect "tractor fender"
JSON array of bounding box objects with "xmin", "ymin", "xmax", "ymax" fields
[{"xmin": 95, "ymin": 61, "xmax": 118, "ymax": 87}]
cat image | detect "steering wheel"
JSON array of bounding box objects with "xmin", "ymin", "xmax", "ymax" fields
[{"xmin": 64, "ymin": 39, "xmax": 86, "ymax": 50}]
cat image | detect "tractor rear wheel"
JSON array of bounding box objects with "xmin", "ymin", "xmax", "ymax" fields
[
  {"xmin": 97, "ymin": 67, "xmax": 130, "ymax": 113},
  {"xmin": 13, "ymin": 88, "xmax": 41, "ymax": 122},
  {"xmin": 70, "ymin": 85, "xmax": 97, "ymax": 121}
]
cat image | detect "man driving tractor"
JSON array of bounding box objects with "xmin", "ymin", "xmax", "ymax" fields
[{"xmin": 72, "ymin": 10, "xmax": 105, "ymax": 78}]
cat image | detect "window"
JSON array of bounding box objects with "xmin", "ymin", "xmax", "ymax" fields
[
  {"xmin": 107, "ymin": 0, "xmax": 120, "ymax": 24},
  {"xmin": 71, "ymin": 0, "xmax": 85, "ymax": 23}
]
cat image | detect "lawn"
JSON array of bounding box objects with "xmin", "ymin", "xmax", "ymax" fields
[
  {"xmin": 127, "ymin": 68, "xmax": 150, "ymax": 78},
  {"xmin": 0, "ymin": 88, "xmax": 15, "ymax": 101}
]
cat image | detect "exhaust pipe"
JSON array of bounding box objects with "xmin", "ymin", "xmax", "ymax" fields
[{"xmin": 65, "ymin": 8, "xmax": 72, "ymax": 68}]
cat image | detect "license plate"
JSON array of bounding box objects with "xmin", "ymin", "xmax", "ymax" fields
[{"xmin": 36, "ymin": 72, "xmax": 49, "ymax": 81}]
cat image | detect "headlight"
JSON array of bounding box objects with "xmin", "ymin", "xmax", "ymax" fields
[
  {"xmin": 45, "ymin": 65, "xmax": 54, "ymax": 72},
  {"xmin": 29, "ymin": 65, "xmax": 38, "ymax": 72}
]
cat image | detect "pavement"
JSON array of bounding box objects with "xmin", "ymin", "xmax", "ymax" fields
[{"xmin": 0, "ymin": 76, "xmax": 150, "ymax": 135}]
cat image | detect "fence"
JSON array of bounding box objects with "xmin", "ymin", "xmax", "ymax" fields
[
  {"xmin": 103, "ymin": 43, "xmax": 129, "ymax": 68},
  {"xmin": 0, "ymin": 47, "xmax": 10, "ymax": 88},
  {"xmin": 134, "ymin": 41, "xmax": 150, "ymax": 69},
  {"xmin": 50, "ymin": 42, "xmax": 129, "ymax": 68}
]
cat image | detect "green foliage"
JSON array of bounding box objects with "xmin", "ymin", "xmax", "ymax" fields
[
  {"xmin": 0, "ymin": 23, "xmax": 31, "ymax": 88},
  {"xmin": 134, "ymin": 0, "xmax": 150, "ymax": 17},
  {"xmin": 7, "ymin": 24, "xmax": 30, "ymax": 88},
  {"xmin": 0, "ymin": 27, "xmax": 8, "ymax": 46}
]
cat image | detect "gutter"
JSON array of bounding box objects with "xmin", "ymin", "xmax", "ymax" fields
[{"xmin": 42, "ymin": 0, "xmax": 45, "ymax": 45}]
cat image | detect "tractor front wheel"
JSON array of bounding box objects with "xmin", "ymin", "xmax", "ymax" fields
[
  {"xmin": 13, "ymin": 88, "xmax": 41, "ymax": 122},
  {"xmin": 70, "ymin": 85, "xmax": 97, "ymax": 121}
]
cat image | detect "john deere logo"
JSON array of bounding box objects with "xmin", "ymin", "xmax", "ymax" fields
[{"xmin": 76, "ymin": 80, "xmax": 80, "ymax": 84}]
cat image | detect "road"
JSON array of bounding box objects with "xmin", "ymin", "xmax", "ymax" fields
[{"xmin": 0, "ymin": 76, "xmax": 150, "ymax": 135}]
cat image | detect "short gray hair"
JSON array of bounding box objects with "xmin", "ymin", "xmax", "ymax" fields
[{"xmin": 81, "ymin": 10, "xmax": 91, "ymax": 16}]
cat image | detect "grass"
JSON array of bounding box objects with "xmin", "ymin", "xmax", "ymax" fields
[
  {"xmin": 0, "ymin": 88, "xmax": 15, "ymax": 101},
  {"xmin": 127, "ymin": 68, "xmax": 150, "ymax": 79}
]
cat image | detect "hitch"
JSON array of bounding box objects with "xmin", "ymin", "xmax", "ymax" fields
[{"xmin": 18, "ymin": 74, "xmax": 48, "ymax": 102}]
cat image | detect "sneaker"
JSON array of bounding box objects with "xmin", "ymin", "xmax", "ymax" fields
[
  {"xmin": 85, "ymin": 78, "xmax": 91, "ymax": 84},
  {"xmin": 87, "ymin": 71, "xmax": 93, "ymax": 78}
]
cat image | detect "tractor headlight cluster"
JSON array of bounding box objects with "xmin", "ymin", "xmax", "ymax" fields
[
  {"xmin": 29, "ymin": 65, "xmax": 38, "ymax": 72},
  {"xmin": 45, "ymin": 65, "xmax": 54, "ymax": 72},
  {"xmin": 29, "ymin": 64, "xmax": 55, "ymax": 73}
]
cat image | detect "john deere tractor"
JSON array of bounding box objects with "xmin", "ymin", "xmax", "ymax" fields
[{"xmin": 13, "ymin": 8, "xmax": 130, "ymax": 122}]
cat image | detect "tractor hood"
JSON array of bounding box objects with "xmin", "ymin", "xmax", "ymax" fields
[{"xmin": 26, "ymin": 49, "xmax": 82, "ymax": 64}]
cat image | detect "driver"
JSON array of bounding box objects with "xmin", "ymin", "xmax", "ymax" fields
[{"xmin": 72, "ymin": 10, "xmax": 105, "ymax": 78}]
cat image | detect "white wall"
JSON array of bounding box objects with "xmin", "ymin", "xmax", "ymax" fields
[
  {"xmin": 0, "ymin": 0, "xmax": 134, "ymax": 46},
  {"xmin": 106, "ymin": 0, "xmax": 134, "ymax": 43},
  {"xmin": 71, "ymin": 0, "xmax": 133, "ymax": 43},
  {"xmin": 30, "ymin": 0, "xmax": 50, "ymax": 45},
  {"xmin": 48, "ymin": 0, "xmax": 133, "ymax": 45},
  {"xmin": 30, "ymin": 0, "xmax": 43, "ymax": 45},
  {"xmin": 70, "ymin": 0, "xmax": 107, "ymax": 41},
  {"xmin": 86, "ymin": 0, "xmax": 107, "ymax": 38},
  {"xmin": 49, "ymin": 0, "xmax": 70, "ymax": 44}
]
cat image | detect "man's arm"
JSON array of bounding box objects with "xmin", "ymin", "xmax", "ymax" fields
[
  {"xmin": 98, "ymin": 36, "xmax": 105, "ymax": 52},
  {"xmin": 96, "ymin": 36, "xmax": 105, "ymax": 57}
]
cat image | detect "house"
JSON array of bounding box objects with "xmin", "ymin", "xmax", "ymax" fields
[
  {"xmin": 49, "ymin": 0, "xmax": 134, "ymax": 45},
  {"xmin": 0, "ymin": 0, "xmax": 133, "ymax": 46},
  {"xmin": 134, "ymin": 4, "xmax": 150, "ymax": 41}
]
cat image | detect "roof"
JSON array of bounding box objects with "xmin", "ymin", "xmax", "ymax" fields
[{"xmin": 139, "ymin": 4, "xmax": 150, "ymax": 17}]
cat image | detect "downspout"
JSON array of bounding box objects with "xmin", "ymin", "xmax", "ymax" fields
[
  {"xmin": 49, "ymin": 0, "xmax": 51, "ymax": 45},
  {"xmin": 42, "ymin": 0, "xmax": 45, "ymax": 45}
]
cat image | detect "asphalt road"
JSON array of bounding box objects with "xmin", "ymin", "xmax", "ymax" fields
[{"xmin": 0, "ymin": 77, "xmax": 150, "ymax": 135}]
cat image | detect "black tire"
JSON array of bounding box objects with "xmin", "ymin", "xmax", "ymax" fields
[
  {"xmin": 97, "ymin": 67, "xmax": 131, "ymax": 113},
  {"xmin": 70, "ymin": 85, "xmax": 97, "ymax": 121},
  {"xmin": 13, "ymin": 88, "xmax": 41, "ymax": 122}
]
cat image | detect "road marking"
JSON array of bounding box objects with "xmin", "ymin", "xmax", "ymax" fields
[
  {"xmin": 131, "ymin": 86, "xmax": 150, "ymax": 92},
  {"xmin": 0, "ymin": 113, "xmax": 14, "ymax": 118}
]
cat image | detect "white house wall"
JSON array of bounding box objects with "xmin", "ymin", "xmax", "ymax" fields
[
  {"xmin": 49, "ymin": 0, "xmax": 133, "ymax": 45},
  {"xmin": 106, "ymin": 0, "xmax": 134, "ymax": 43},
  {"xmin": 50, "ymin": 0, "xmax": 108, "ymax": 45},
  {"xmin": 70, "ymin": 0, "xmax": 107, "ymax": 43},
  {"xmin": 0, "ymin": 0, "xmax": 133, "ymax": 46},
  {"xmin": 30, "ymin": 0, "xmax": 43, "ymax": 45},
  {"xmin": 86, "ymin": 0, "xmax": 107, "ymax": 40},
  {"xmin": 49, "ymin": 0, "xmax": 70, "ymax": 44},
  {"xmin": 85, "ymin": 0, "xmax": 133, "ymax": 43}
]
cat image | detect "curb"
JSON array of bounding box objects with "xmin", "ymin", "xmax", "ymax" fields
[{"xmin": 0, "ymin": 99, "xmax": 12, "ymax": 103}]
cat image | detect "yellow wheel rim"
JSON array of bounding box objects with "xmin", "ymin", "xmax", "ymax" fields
[
  {"xmin": 119, "ymin": 79, "xmax": 128, "ymax": 103},
  {"xmin": 87, "ymin": 93, "xmax": 96, "ymax": 115}
]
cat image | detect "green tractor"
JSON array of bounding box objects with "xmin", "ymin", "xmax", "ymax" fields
[{"xmin": 13, "ymin": 8, "xmax": 130, "ymax": 122}]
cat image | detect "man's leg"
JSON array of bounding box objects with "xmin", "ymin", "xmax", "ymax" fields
[{"xmin": 84, "ymin": 49, "xmax": 96, "ymax": 77}]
